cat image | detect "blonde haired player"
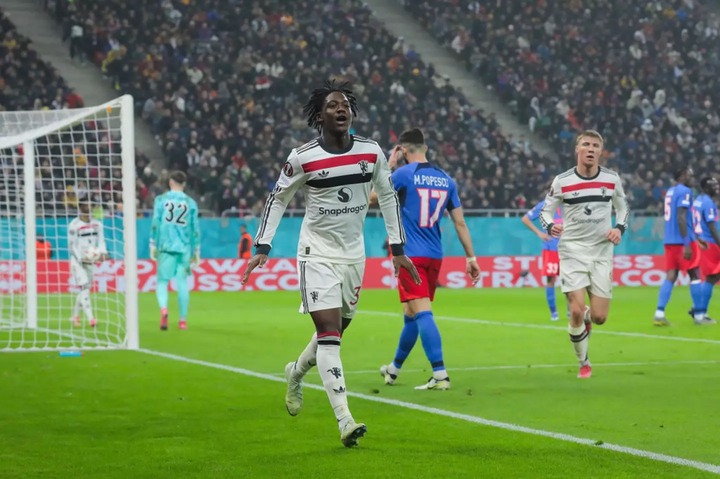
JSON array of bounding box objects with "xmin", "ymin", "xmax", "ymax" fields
[
  {"xmin": 68, "ymin": 203, "xmax": 108, "ymax": 327},
  {"xmin": 540, "ymin": 130, "xmax": 629, "ymax": 379}
]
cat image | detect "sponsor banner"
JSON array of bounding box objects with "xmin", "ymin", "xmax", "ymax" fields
[{"xmin": 0, "ymin": 256, "xmax": 693, "ymax": 294}]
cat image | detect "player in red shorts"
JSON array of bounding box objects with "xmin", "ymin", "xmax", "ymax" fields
[
  {"xmin": 693, "ymin": 177, "xmax": 720, "ymax": 323},
  {"xmin": 654, "ymin": 168, "xmax": 710, "ymax": 325},
  {"xmin": 372, "ymin": 129, "xmax": 480, "ymax": 390},
  {"xmin": 522, "ymin": 199, "xmax": 563, "ymax": 321}
]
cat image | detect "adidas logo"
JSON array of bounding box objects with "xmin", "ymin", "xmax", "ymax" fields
[
  {"xmin": 333, "ymin": 386, "xmax": 346, "ymax": 394},
  {"xmin": 318, "ymin": 170, "xmax": 329, "ymax": 177}
]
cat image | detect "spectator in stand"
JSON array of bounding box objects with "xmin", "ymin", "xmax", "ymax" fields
[
  {"xmin": 46, "ymin": 0, "xmax": 558, "ymax": 215},
  {"xmin": 405, "ymin": 0, "xmax": 720, "ymax": 208},
  {"xmin": 0, "ymin": 9, "xmax": 162, "ymax": 216}
]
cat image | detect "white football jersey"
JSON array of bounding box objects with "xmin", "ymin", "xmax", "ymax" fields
[
  {"xmin": 540, "ymin": 167, "xmax": 629, "ymax": 261},
  {"xmin": 255, "ymin": 135, "xmax": 405, "ymax": 263},
  {"xmin": 67, "ymin": 217, "xmax": 107, "ymax": 261}
]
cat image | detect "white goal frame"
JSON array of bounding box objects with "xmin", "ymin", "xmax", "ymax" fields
[{"xmin": 0, "ymin": 95, "xmax": 139, "ymax": 350}]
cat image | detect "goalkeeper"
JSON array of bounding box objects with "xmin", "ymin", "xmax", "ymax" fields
[{"xmin": 150, "ymin": 171, "xmax": 200, "ymax": 331}]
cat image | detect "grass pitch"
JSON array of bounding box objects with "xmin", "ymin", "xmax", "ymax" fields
[{"xmin": 1, "ymin": 287, "xmax": 719, "ymax": 478}]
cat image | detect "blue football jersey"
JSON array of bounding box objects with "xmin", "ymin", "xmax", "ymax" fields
[
  {"xmin": 151, "ymin": 191, "xmax": 200, "ymax": 254},
  {"xmin": 693, "ymin": 194, "xmax": 718, "ymax": 245},
  {"xmin": 525, "ymin": 200, "xmax": 561, "ymax": 251},
  {"xmin": 391, "ymin": 163, "xmax": 461, "ymax": 259},
  {"xmin": 664, "ymin": 184, "xmax": 695, "ymax": 244}
]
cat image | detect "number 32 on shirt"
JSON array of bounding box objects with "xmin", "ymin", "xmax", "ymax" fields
[{"xmin": 164, "ymin": 201, "xmax": 189, "ymax": 226}]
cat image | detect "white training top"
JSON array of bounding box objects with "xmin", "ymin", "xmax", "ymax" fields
[
  {"xmin": 67, "ymin": 217, "xmax": 107, "ymax": 262},
  {"xmin": 540, "ymin": 166, "xmax": 630, "ymax": 261},
  {"xmin": 255, "ymin": 135, "xmax": 405, "ymax": 264}
]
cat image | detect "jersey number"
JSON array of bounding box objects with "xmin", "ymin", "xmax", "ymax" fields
[
  {"xmin": 348, "ymin": 286, "xmax": 361, "ymax": 306},
  {"xmin": 693, "ymin": 208, "xmax": 702, "ymax": 235},
  {"xmin": 164, "ymin": 201, "xmax": 188, "ymax": 225},
  {"xmin": 417, "ymin": 188, "xmax": 448, "ymax": 228},
  {"xmin": 664, "ymin": 196, "xmax": 672, "ymax": 221}
]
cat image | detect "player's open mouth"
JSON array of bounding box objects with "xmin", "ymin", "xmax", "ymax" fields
[{"xmin": 336, "ymin": 115, "xmax": 348, "ymax": 124}]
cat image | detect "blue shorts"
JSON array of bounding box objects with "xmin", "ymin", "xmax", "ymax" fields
[{"xmin": 157, "ymin": 251, "xmax": 191, "ymax": 281}]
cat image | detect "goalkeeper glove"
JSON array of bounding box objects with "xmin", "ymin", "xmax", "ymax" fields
[
  {"xmin": 191, "ymin": 251, "xmax": 200, "ymax": 266},
  {"xmin": 150, "ymin": 245, "xmax": 157, "ymax": 260}
]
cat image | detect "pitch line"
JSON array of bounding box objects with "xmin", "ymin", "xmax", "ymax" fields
[
  {"xmin": 138, "ymin": 348, "xmax": 720, "ymax": 476},
  {"xmin": 319, "ymin": 359, "xmax": 720, "ymax": 376},
  {"xmin": 363, "ymin": 310, "xmax": 720, "ymax": 345}
]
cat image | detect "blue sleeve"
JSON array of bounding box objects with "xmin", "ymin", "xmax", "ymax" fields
[
  {"xmin": 447, "ymin": 178, "xmax": 461, "ymax": 210},
  {"xmin": 678, "ymin": 186, "xmax": 692, "ymax": 208},
  {"xmin": 705, "ymin": 200, "xmax": 718, "ymax": 224},
  {"xmin": 525, "ymin": 200, "xmax": 544, "ymax": 221},
  {"xmin": 391, "ymin": 168, "xmax": 407, "ymax": 191}
]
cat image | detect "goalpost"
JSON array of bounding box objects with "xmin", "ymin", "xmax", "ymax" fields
[{"xmin": 0, "ymin": 95, "xmax": 138, "ymax": 351}]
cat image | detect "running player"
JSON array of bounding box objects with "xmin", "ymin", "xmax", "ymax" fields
[
  {"xmin": 376, "ymin": 128, "xmax": 480, "ymax": 390},
  {"xmin": 693, "ymin": 176, "xmax": 719, "ymax": 324},
  {"xmin": 540, "ymin": 130, "xmax": 629, "ymax": 379},
  {"xmin": 522, "ymin": 199, "xmax": 563, "ymax": 321},
  {"xmin": 654, "ymin": 167, "xmax": 706, "ymax": 326},
  {"xmin": 241, "ymin": 80, "xmax": 420, "ymax": 447},
  {"xmin": 68, "ymin": 203, "xmax": 108, "ymax": 327},
  {"xmin": 150, "ymin": 171, "xmax": 200, "ymax": 331}
]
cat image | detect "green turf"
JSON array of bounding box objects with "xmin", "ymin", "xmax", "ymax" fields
[{"xmin": 1, "ymin": 287, "xmax": 719, "ymax": 478}]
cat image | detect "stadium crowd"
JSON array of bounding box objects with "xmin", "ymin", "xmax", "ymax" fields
[
  {"xmin": 0, "ymin": 8, "xmax": 161, "ymax": 216},
  {"xmin": 404, "ymin": 0, "xmax": 720, "ymax": 212},
  {"xmin": 45, "ymin": 0, "xmax": 561, "ymax": 215}
]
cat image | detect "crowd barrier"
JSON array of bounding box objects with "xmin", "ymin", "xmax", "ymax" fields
[
  {"xmin": 1, "ymin": 215, "xmax": 665, "ymax": 260},
  {"xmin": 0, "ymin": 255, "xmax": 683, "ymax": 293}
]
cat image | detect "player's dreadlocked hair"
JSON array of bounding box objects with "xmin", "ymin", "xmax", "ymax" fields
[{"xmin": 303, "ymin": 79, "xmax": 358, "ymax": 132}]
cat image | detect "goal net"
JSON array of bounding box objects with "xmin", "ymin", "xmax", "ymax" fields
[{"xmin": 0, "ymin": 95, "xmax": 138, "ymax": 351}]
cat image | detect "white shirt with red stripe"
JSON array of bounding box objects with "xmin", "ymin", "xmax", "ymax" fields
[
  {"xmin": 540, "ymin": 167, "xmax": 629, "ymax": 261},
  {"xmin": 67, "ymin": 217, "xmax": 107, "ymax": 262},
  {"xmin": 255, "ymin": 135, "xmax": 405, "ymax": 264}
]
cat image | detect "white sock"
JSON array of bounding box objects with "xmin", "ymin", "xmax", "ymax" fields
[
  {"xmin": 387, "ymin": 363, "xmax": 399, "ymax": 376},
  {"xmin": 73, "ymin": 291, "xmax": 83, "ymax": 318},
  {"xmin": 79, "ymin": 288, "xmax": 94, "ymax": 321},
  {"xmin": 432, "ymin": 369, "xmax": 448, "ymax": 381},
  {"xmin": 568, "ymin": 323, "xmax": 590, "ymax": 366},
  {"xmin": 655, "ymin": 309, "xmax": 665, "ymax": 319},
  {"xmin": 292, "ymin": 332, "xmax": 317, "ymax": 381},
  {"xmin": 316, "ymin": 334, "xmax": 352, "ymax": 429}
]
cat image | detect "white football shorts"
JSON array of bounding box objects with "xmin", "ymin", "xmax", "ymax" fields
[
  {"xmin": 559, "ymin": 256, "xmax": 613, "ymax": 298},
  {"xmin": 297, "ymin": 261, "xmax": 365, "ymax": 319},
  {"xmin": 70, "ymin": 258, "xmax": 94, "ymax": 289}
]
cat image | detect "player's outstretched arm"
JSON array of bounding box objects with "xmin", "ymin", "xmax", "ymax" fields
[
  {"xmin": 67, "ymin": 223, "xmax": 80, "ymax": 262},
  {"xmin": 97, "ymin": 220, "xmax": 109, "ymax": 261},
  {"xmin": 608, "ymin": 174, "xmax": 630, "ymax": 246},
  {"xmin": 149, "ymin": 196, "xmax": 163, "ymax": 260},
  {"xmin": 522, "ymin": 202, "xmax": 551, "ymax": 241},
  {"xmin": 243, "ymin": 151, "xmax": 306, "ymax": 282},
  {"xmin": 190, "ymin": 198, "xmax": 201, "ymax": 264},
  {"xmin": 540, "ymin": 177, "xmax": 563, "ymax": 237},
  {"xmin": 372, "ymin": 147, "xmax": 420, "ymax": 284},
  {"xmin": 241, "ymin": 254, "xmax": 268, "ymax": 285},
  {"xmin": 368, "ymin": 190, "xmax": 379, "ymax": 207},
  {"xmin": 449, "ymin": 207, "xmax": 480, "ymax": 284},
  {"xmin": 371, "ymin": 146, "xmax": 406, "ymax": 251},
  {"xmin": 710, "ymin": 221, "xmax": 720, "ymax": 245}
]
